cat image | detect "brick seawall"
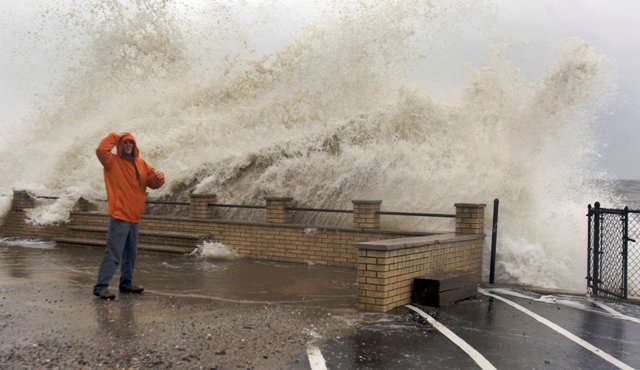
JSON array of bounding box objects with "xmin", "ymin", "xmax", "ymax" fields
[{"xmin": 0, "ymin": 190, "xmax": 486, "ymax": 312}]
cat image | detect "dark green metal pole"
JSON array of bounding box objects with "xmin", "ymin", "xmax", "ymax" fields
[
  {"xmin": 489, "ymin": 198, "xmax": 499, "ymax": 284},
  {"xmin": 593, "ymin": 202, "xmax": 601, "ymax": 296}
]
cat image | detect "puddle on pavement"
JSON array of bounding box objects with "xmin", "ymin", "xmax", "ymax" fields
[{"xmin": 0, "ymin": 239, "xmax": 357, "ymax": 308}]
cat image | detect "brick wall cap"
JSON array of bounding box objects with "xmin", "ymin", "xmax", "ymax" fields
[
  {"xmin": 454, "ymin": 203, "xmax": 486, "ymax": 208},
  {"xmin": 352, "ymin": 200, "xmax": 382, "ymax": 205},
  {"xmin": 13, "ymin": 190, "xmax": 33, "ymax": 198},
  {"xmin": 264, "ymin": 196, "xmax": 293, "ymax": 201},
  {"xmin": 358, "ymin": 233, "xmax": 484, "ymax": 251}
]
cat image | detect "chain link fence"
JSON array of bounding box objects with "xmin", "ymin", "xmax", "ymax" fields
[{"xmin": 587, "ymin": 205, "xmax": 640, "ymax": 300}]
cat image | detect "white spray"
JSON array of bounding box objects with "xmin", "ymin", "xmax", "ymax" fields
[
  {"xmin": 0, "ymin": 1, "xmax": 618, "ymax": 291},
  {"xmin": 190, "ymin": 241, "xmax": 240, "ymax": 260}
]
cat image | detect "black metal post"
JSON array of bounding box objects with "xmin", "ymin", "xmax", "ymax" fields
[
  {"xmin": 623, "ymin": 206, "xmax": 629, "ymax": 300},
  {"xmin": 593, "ymin": 202, "xmax": 601, "ymax": 296},
  {"xmin": 489, "ymin": 198, "xmax": 499, "ymax": 284}
]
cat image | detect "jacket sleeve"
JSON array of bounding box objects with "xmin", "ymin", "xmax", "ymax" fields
[
  {"xmin": 145, "ymin": 162, "xmax": 165, "ymax": 189},
  {"xmin": 96, "ymin": 132, "xmax": 119, "ymax": 169}
]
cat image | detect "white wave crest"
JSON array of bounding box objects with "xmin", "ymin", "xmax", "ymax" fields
[{"xmin": 0, "ymin": 1, "xmax": 620, "ymax": 291}]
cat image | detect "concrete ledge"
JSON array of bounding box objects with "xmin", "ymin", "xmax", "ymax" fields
[
  {"xmin": 358, "ymin": 233, "xmax": 484, "ymax": 251},
  {"xmin": 55, "ymin": 237, "xmax": 195, "ymax": 254},
  {"xmin": 68, "ymin": 225, "xmax": 211, "ymax": 240}
]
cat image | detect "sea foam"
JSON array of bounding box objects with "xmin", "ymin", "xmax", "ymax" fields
[{"xmin": 0, "ymin": 1, "xmax": 619, "ymax": 291}]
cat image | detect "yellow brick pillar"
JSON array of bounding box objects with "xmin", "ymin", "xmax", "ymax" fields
[
  {"xmin": 352, "ymin": 200, "xmax": 381, "ymax": 229},
  {"xmin": 11, "ymin": 190, "xmax": 34, "ymax": 211},
  {"xmin": 357, "ymin": 247, "xmax": 393, "ymax": 312},
  {"xmin": 189, "ymin": 194, "xmax": 217, "ymax": 219},
  {"xmin": 455, "ymin": 203, "xmax": 486, "ymax": 234},
  {"xmin": 265, "ymin": 197, "xmax": 293, "ymax": 224}
]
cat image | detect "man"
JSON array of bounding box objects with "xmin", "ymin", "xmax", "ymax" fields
[{"xmin": 93, "ymin": 132, "xmax": 165, "ymax": 299}]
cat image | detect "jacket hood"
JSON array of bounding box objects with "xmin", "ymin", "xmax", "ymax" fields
[{"xmin": 117, "ymin": 133, "xmax": 139, "ymax": 158}]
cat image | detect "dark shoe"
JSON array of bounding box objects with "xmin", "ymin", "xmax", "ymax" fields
[
  {"xmin": 119, "ymin": 285, "xmax": 144, "ymax": 293},
  {"xmin": 93, "ymin": 290, "xmax": 116, "ymax": 300}
]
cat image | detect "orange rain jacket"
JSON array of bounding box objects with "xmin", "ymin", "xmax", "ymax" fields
[{"xmin": 96, "ymin": 132, "xmax": 165, "ymax": 223}]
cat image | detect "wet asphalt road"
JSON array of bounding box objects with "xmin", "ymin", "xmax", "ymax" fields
[{"xmin": 1, "ymin": 239, "xmax": 640, "ymax": 369}]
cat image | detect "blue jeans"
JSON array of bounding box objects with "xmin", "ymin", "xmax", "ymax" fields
[{"xmin": 93, "ymin": 217, "xmax": 139, "ymax": 293}]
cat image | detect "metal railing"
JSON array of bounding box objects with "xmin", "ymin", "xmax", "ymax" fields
[
  {"xmin": 31, "ymin": 195, "xmax": 190, "ymax": 206},
  {"xmin": 209, "ymin": 203, "xmax": 265, "ymax": 210},
  {"xmin": 21, "ymin": 194, "xmax": 458, "ymax": 219},
  {"xmin": 145, "ymin": 200, "xmax": 189, "ymax": 206},
  {"xmin": 377, "ymin": 210, "xmax": 454, "ymax": 218},
  {"xmin": 287, "ymin": 206, "xmax": 352, "ymax": 214}
]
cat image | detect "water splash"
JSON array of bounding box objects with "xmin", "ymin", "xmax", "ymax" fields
[
  {"xmin": 0, "ymin": 196, "xmax": 11, "ymax": 224},
  {"xmin": 0, "ymin": 238, "xmax": 56, "ymax": 250},
  {"xmin": 190, "ymin": 241, "xmax": 240, "ymax": 260},
  {"xmin": 0, "ymin": 1, "xmax": 619, "ymax": 291},
  {"xmin": 25, "ymin": 188, "xmax": 85, "ymax": 225}
]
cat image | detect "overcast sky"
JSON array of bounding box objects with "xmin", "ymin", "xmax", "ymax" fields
[
  {"xmin": 499, "ymin": 1, "xmax": 640, "ymax": 180},
  {"xmin": 1, "ymin": 0, "xmax": 639, "ymax": 179}
]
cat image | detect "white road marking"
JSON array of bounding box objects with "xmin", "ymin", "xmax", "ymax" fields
[
  {"xmin": 307, "ymin": 345, "xmax": 328, "ymax": 370},
  {"xmin": 406, "ymin": 304, "xmax": 497, "ymax": 370},
  {"xmin": 586, "ymin": 296, "xmax": 640, "ymax": 325},
  {"xmin": 478, "ymin": 288, "xmax": 634, "ymax": 370}
]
